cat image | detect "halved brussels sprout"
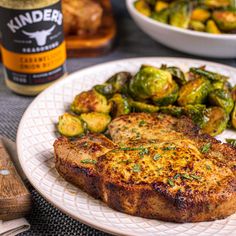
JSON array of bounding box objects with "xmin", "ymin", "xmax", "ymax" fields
[
  {"xmin": 206, "ymin": 20, "xmax": 221, "ymax": 34},
  {"xmin": 58, "ymin": 113, "xmax": 84, "ymax": 137},
  {"xmin": 178, "ymin": 78, "xmax": 211, "ymax": 106},
  {"xmin": 201, "ymin": 0, "xmax": 230, "ymax": 8},
  {"xmin": 134, "ymin": 0, "xmax": 151, "ymax": 16},
  {"xmin": 231, "ymin": 85, "xmax": 236, "ymax": 101},
  {"xmin": 201, "ymin": 107, "xmax": 229, "ymax": 136},
  {"xmin": 213, "ymin": 11, "xmax": 236, "ymax": 31},
  {"xmin": 212, "ymin": 81, "xmax": 231, "ymax": 91},
  {"xmin": 191, "ymin": 8, "xmax": 211, "ymax": 22},
  {"xmin": 151, "ymin": 8, "xmax": 170, "ymax": 23},
  {"xmin": 231, "ymin": 103, "xmax": 236, "ymax": 128},
  {"xmin": 94, "ymin": 72, "xmax": 131, "ymax": 97},
  {"xmin": 155, "ymin": 1, "xmax": 169, "ymax": 12},
  {"xmin": 80, "ymin": 112, "xmax": 111, "ymax": 133},
  {"xmin": 160, "ymin": 105, "xmax": 184, "ymax": 117},
  {"xmin": 130, "ymin": 100, "xmax": 159, "ymax": 113},
  {"xmin": 71, "ymin": 89, "xmax": 111, "ymax": 114},
  {"xmin": 109, "ymin": 94, "xmax": 131, "ymax": 117},
  {"xmin": 208, "ymin": 89, "xmax": 234, "ymax": 114},
  {"xmin": 129, "ymin": 65, "xmax": 179, "ymax": 105},
  {"xmin": 160, "ymin": 64, "xmax": 187, "ymax": 85},
  {"xmin": 189, "ymin": 20, "xmax": 206, "ymax": 31},
  {"xmin": 190, "ymin": 67, "xmax": 228, "ymax": 82},
  {"xmin": 169, "ymin": 0, "xmax": 192, "ymax": 29}
]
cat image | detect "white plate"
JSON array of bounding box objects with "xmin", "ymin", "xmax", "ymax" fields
[
  {"xmin": 17, "ymin": 58, "xmax": 236, "ymax": 236},
  {"xmin": 126, "ymin": 0, "xmax": 236, "ymax": 58}
]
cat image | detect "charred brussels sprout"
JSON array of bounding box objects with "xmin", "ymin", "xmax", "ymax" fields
[
  {"xmin": 94, "ymin": 72, "xmax": 131, "ymax": 97},
  {"xmin": 189, "ymin": 20, "xmax": 205, "ymax": 31},
  {"xmin": 206, "ymin": 20, "xmax": 221, "ymax": 34},
  {"xmin": 71, "ymin": 90, "xmax": 111, "ymax": 114},
  {"xmin": 129, "ymin": 65, "xmax": 179, "ymax": 106},
  {"xmin": 201, "ymin": 107, "xmax": 229, "ymax": 136},
  {"xmin": 213, "ymin": 11, "xmax": 236, "ymax": 31},
  {"xmin": 160, "ymin": 105, "xmax": 184, "ymax": 117},
  {"xmin": 161, "ymin": 64, "xmax": 187, "ymax": 85},
  {"xmin": 212, "ymin": 81, "xmax": 231, "ymax": 91},
  {"xmin": 80, "ymin": 112, "xmax": 111, "ymax": 133},
  {"xmin": 178, "ymin": 78, "xmax": 211, "ymax": 106},
  {"xmin": 58, "ymin": 113, "xmax": 84, "ymax": 137},
  {"xmin": 151, "ymin": 9, "xmax": 170, "ymax": 23},
  {"xmin": 134, "ymin": 0, "xmax": 151, "ymax": 16},
  {"xmin": 109, "ymin": 94, "xmax": 131, "ymax": 117},
  {"xmin": 231, "ymin": 103, "xmax": 236, "ymax": 128},
  {"xmin": 208, "ymin": 89, "xmax": 234, "ymax": 114},
  {"xmin": 169, "ymin": 0, "xmax": 192, "ymax": 29},
  {"xmin": 201, "ymin": 0, "xmax": 230, "ymax": 8},
  {"xmin": 130, "ymin": 100, "xmax": 159, "ymax": 113}
]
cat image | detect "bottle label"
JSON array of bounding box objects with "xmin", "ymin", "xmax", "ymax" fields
[{"xmin": 0, "ymin": 1, "xmax": 66, "ymax": 85}]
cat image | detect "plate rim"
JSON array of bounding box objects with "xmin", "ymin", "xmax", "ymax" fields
[{"xmin": 17, "ymin": 57, "xmax": 236, "ymax": 236}]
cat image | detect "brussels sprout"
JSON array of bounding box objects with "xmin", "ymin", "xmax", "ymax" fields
[
  {"xmin": 191, "ymin": 8, "xmax": 211, "ymax": 22},
  {"xmin": 208, "ymin": 89, "xmax": 234, "ymax": 114},
  {"xmin": 169, "ymin": 0, "xmax": 192, "ymax": 29},
  {"xmin": 151, "ymin": 8, "xmax": 170, "ymax": 23},
  {"xmin": 189, "ymin": 67, "xmax": 228, "ymax": 82},
  {"xmin": 189, "ymin": 20, "xmax": 206, "ymax": 31},
  {"xmin": 129, "ymin": 65, "xmax": 179, "ymax": 106},
  {"xmin": 80, "ymin": 112, "xmax": 111, "ymax": 133},
  {"xmin": 71, "ymin": 89, "xmax": 111, "ymax": 114},
  {"xmin": 213, "ymin": 11, "xmax": 236, "ymax": 31},
  {"xmin": 109, "ymin": 94, "xmax": 131, "ymax": 117},
  {"xmin": 178, "ymin": 78, "xmax": 211, "ymax": 106},
  {"xmin": 183, "ymin": 104, "xmax": 207, "ymax": 128},
  {"xmin": 160, "ymin": 64, "xmax": 187, "ymax": 85},
  {"xmin": 212, "ymin": 81, "xmax": 232, "ymax": 91},
  {"xmin": 155, "ymin": 1, "xmax": 169, "ymax": 12},
  {"xmin": 201, "ymin": 107, "xmax": 229, "ymax": 136},
  {"xmin": 58, "ymin": 113, "xmax": 84, "ymax": 137},
  {"xmin": 134, "ymin": 0, "xmax": 151, "ymax": 16},
  {"xmin": 231, "ymin": 85, "xmax": 236, "ymax": 101},
  {"xmin": 160, "ymin": 105, "xmax": 184, "ymax": 117},
  {"xmin": 206, "ymin": 20, "xmax": 221, "ymax": 34},
  {"xmin": 231, "ymin": 103, "xmax": 236, "ymax": 128},
  {"xmin": 130, "ymin": 100, "xmax": 159, "ymax": 113},
  {"xmin": 201, "ymin": 0, "xmax": 230, "ymax": 8},
  {"xmin": 94, "ymin": 72, "xmax": 131, "ymax": 97}
]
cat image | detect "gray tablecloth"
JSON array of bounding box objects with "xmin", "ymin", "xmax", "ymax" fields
[{"xmin": 0, "ymin": 1, "xmax": 236, "ymax": 235}]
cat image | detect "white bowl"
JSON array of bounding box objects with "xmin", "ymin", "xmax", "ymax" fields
[{"xmin": 126, "ymin": 0, "xmax": 236, "ymax": 58}]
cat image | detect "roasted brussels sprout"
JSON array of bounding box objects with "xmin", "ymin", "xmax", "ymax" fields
[
  {"xmin": 169, "ymin": 0, "xmax": 192, "ymax": 29},
  {"xmin": 206, "ymin": 20, "xmax": 221, "ymax": 34},
  {"xmin": 231, "ymin": 103, "xmax": 236, "ymax": 128},
  {"xmin": 213, "ymin": 11, "xmax": 236, "ymax": 31},
  {"xmin": 178, "ymin": 78, "xmax": 211, "ymax": 106},
  {"xmin": 160, "ymin": 105, "xmax": 184, "ymax": 117},
  {"xmin": 212, "ymin": 81, "xmax": 231, "ymax": 91},
  {"xmin": 189, "ymin": 20, "xmax": 205, "ymax": 31},
  {"xmin": 94, "ymin": 72, "xmax": 131, "ymax": 97},
  {"xmin": 129, "ymin": 65, "xmax": 179, "ymax": 106},
  {"xmin": 208, "ymin": 89, "xmax": 234, "ymax": 114},
  {"xmin": 155, "ymin": 1, "xmax": 169, "ymax": 12},
  {"xmin": 191, "ymin": 8, "xmax": 211, "ymax": 22},
  {"xmin": 80, "ymin": 112, "xmax": 111, "ymax": 133},
  {"xmin": 190, "ymin": 67, "xmax": 228, "ymax": 82},
  {"xmin": 151, "ymin": 8, "xmax": 170, "ymax": 23},
  {"xmin": 200, "ymin": 0, "xmax": 230, "ymax": 8},
  {"xmin": 201, "ymin": 107, "xmax": 229, "ymax": 136},
  {"xmin": 134, "ymin": 0, "xmax": 151, "ymax": 16},
  {"xmin": 160, "ymin": 64, "xmax": 187, "ymax": 85},
  {"xmin": 109, "ymin": 94, "xmax": 131, "ymax": 117},
  {"xmin": 71, "ymin": 89, "xmax": 111, "ymax": 114},
  {"xmin": 130, "ymin": 100, "xmax": 159, "ymax": 113},
  {"xmin": 231, "ymin": 85, "xmax": 236, "ymax": 101},
  {"xmin": 58, "ymin": 113, "xmax": 84, "ymax": 137}
]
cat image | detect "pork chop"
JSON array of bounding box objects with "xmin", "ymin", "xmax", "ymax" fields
[{"xmin": 54, "ymin": 113, "xmax": 236, "ymax": 222}]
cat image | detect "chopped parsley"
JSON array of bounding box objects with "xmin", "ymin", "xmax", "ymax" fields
[
  {"xmin": 133, "ymin": 164, "xmax": 141, "ymax": 173},
  {"xmin": 181, "ymin": 174, "xmax": 191, "ymax": 180},
  {"xmin": 200, "ymin": 143, "xmax": 211, "ymax": 153},
  {"xmin": 120, "ymin": 147, "xmax": 144, "ymax": 151},
  {"xmin": 167, "ymin": 179, "xmax": 175, "ymax": 187},
  {"xmin": 139, "ymin": 148, "xmax": 149, "ymax": 157},
  {"xmin": 190, "ymin": 174, "xmax": 201, "ymax": 180},
  {"xmin": 139, "ymin": 120, "xmax": 147, "ymax": 127},
  {"xmin": 174, "ymin": 173, "xmax": 180, "ymax": 179},
  {"xmin": 226, "ymin": 138, "xmax": 236, "ymax": 147},
  {"xmin": 162, "ymin": 145, "xmax": 176, "ymax": 151},
  {"xmin": 206, "ymin": 164, "xmax": 212, "ymax": 170},
  {"xmin": 81, "ymin": 159, "xmax": 97, "ymax": 164},
  {"xmin": 153, "ymin": 153, "xmax": 162, "ymax": 161}
]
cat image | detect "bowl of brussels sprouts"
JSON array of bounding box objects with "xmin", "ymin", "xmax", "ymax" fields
[{"xmin": 126, "ymin": 0, "xmax": 236, "ymax": 58}]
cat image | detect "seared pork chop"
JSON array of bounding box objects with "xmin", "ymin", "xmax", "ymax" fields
[{"xmin": 54, "ymin": 113, "xmax": 236, "ymax": 222}]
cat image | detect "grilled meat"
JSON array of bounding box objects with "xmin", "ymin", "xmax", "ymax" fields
[{"xmin": 54, "ymin": 113, "xmax": 236, "ymax": 222}]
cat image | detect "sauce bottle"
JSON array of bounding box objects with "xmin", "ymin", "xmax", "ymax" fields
[{"xmin": 0, "ymin": 0, "xmax": 67, "ymax": 96}]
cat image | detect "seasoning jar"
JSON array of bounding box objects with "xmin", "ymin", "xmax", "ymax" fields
[{"xmin": 0, "ymin": 0, "xmax": 67, "ymax": 96}]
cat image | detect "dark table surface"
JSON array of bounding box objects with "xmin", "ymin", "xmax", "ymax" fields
[{"xmin": 0, "ymin": 0, "xmax": 235, "ymax": 235}]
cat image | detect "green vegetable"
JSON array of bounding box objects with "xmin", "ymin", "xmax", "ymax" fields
[
  {"xmin": 71, "ymin": 89, "xmax": 111, "ymax": 114},
  {"xmin": 181, "ymin": 174, "xmax": 191, "ymax": 180},
  {"xmin": 160, "ymin": 105, "xmax": 184, "ymax": 118},
  {"xmin": 213, "ymin": 10, "xmax": 236, "ymax": 31},
  {"xmin": 80, "ymin": 112, "xmax": 111, "ymax": 133},
  {"xmin": 189, "ymin": 20, "xmax": 205, "ymax": 31},
  {"xmin": 81, "ymin": 159, "xmax": 97, "ymax": 164},
  {"xmin": 190, "ymin": 174, "xmax": 201, "ymax": 180},
  {"xmin": 178, "ymin": 78, "xmax": 211, "ymax": 106},
  {"xmin": 226, "ymin": 138, "xmax": 236, "ymax": 147},
  {"xmin": 151, "ymin": 8, "xmax": 170, "ymax": 23},
  {"xmin": 133, "ymin": 164, "xmax": 141, "ymax": 172},
  {"xmin": 130, "ymin": 100, "xmax": 159, "ymax": 113},
  {"xmin": 167, "ymin": 178, "xmax": 175, "ymax": 187},
  {"xmin": 200, "ymin": 143, "xmax": 211, "ymax": 153},
  {"xmin": 58, "ymin": 113, "xmax": 84, "ymax": 137},
  {"xmin": 110, "ymin": 94, "xmax": 131, "ymax": 117}
]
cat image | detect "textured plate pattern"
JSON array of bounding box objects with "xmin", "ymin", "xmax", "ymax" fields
[{"xmin": 17, "ymin": 58, "xmax": 236, "ymax": 236}]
